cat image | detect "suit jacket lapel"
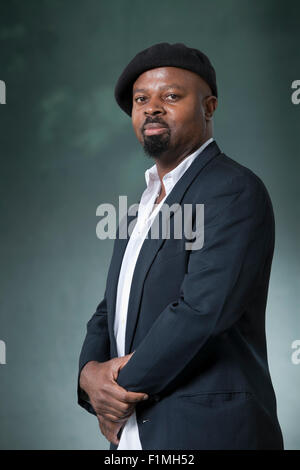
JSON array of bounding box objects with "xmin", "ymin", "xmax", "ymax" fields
[{"xmin": 108, "ymin": 140, "xmax": 222, "ymax": 357}]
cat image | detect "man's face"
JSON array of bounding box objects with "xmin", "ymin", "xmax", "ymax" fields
[{"xmin": 131, "ymin": 66, "xmax": 216, "ymax": 160}]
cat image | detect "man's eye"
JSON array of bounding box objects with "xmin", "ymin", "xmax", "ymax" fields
[
  {"xmin": 166, "ymin": 93, "xmax": 178, "ymax": 100},
  {"xmin": 135, "ymin": 96, "xmax": 145, "ymax": 103}
]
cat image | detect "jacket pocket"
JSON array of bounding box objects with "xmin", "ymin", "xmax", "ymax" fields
[{"xmin": 177, "ymin": 391, "xmax": 253, "ymax": 408}]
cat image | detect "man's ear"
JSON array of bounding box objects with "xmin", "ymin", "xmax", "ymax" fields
[{"xmin": 204, "ymin": 96, "xmax": 218, "ymax": 121}]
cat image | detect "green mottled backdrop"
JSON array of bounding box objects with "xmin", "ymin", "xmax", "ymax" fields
[{"xmin": 0, "ymin": 0, "xmax": 299, "ymax": 450}]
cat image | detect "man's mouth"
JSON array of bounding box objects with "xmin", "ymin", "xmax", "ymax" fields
[{"xmin": 143, "ymin": 122, "xmax": 169, "ymax": 136}]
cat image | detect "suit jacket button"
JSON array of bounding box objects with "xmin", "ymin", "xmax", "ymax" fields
[
  {"xmin": 153, "ymin": 394, "xmax": 160, "ymax": 402},
  {"xmin": 142, "ymin": 418, "xmax": 150, "ymax": 424}
]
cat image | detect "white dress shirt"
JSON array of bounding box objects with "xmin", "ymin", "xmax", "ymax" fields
[{"xmin": 114, "ymin": 137, "xmax": 214, "ymax": 450}]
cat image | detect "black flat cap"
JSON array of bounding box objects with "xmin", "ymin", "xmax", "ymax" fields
[{"xmin": 114, "ymin": 42, "xmax": 218, "ymax": 116}]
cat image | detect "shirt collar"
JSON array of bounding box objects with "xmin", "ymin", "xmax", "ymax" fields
[{"xmin": 144, "ymin": 137, "xmax": 214, "ymax": 188}]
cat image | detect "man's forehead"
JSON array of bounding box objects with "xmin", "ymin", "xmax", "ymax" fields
[
  {"xmin": 133, "ymin": 67, "xmax": 201, "ymax": 89},
  {"xmin": 133, "ymin": 82, "xmax": 187, "ymax": 94},
  {"xmin": 133, "ymin": 67, "xmax": 207, "ymax": 93}
]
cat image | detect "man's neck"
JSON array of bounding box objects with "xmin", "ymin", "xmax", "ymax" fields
[{"xmin": 154, "ymin": 136, "xmax": 213, "ymax": 183}]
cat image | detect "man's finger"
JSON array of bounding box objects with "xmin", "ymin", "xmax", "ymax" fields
[
  {"xmin": 108, "ymin": 381, "xmax": 149, "ymax": 403},
  {"xmin": 97, "ymin": 414, "xmax": 122, "ymax": 446},
  {"xmin": 121, "ymin": 390, "xmax": 149, "ymax": 403},
  {"xmin": 101, "ymin": 411, "xmax": 133, "ymax": 423},
  {"xmin": 96, "ymin": 400, "xmax": 134, "ymax": 420},
  {"xmin": 92, "ymin": 389, "xmax": 136, "ymax": 416}
]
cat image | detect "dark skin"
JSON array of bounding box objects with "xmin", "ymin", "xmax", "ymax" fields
[
  {"xmin": 132, "ymin": 66, "xmax": 218, "ymax": 203},
  {"xmin": 80, "ymin": 66, "xmax": 218, "ymax": 446},
  {"xmin": 79, "ymin": 353, "xmax": 149, "ymax": 445}
]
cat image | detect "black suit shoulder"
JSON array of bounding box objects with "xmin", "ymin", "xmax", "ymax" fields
[
  {"xmin": 191, "ymin": 149, "xmax": 274, "ymax": 214},
  {"xmin": 206, "ymin": 151, "xmax": 271, "ymax": 197},
  {"xmin": 184, "ymin": 148, "xmax": 275, "ymax": 245}
]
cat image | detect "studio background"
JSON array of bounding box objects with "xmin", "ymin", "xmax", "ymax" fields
[{"xmin": 0, "ymin": 0, "xmax": 299, "ymax": 449}]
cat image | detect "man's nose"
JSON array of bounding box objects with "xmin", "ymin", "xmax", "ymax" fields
[{"xmin": 144, "ymin": 98, "xmax": 164, "ymax": 116}]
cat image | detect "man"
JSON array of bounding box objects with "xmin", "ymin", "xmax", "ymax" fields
[{"xmin": 77, "ymin": 42, "xmax": 284, "ymax": 450}]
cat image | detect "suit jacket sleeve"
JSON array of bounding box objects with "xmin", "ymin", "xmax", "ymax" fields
[
  {"xmin": 76, "ymin": 215, "xmax": 129, "ymax": 415},
  {"xmin": 77, "ymin": 291, "xmax": 111, "ymax": 415},
  {"xmin": 116, "ymin": 174, "xmax": 275, "ymax": 396}
]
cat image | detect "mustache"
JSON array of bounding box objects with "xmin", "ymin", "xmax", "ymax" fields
[{"xmin": 142, "ymin": 118, "xmax": 169, "ymax": 131}]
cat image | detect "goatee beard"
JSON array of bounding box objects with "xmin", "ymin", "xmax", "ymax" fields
[{"xmin": 143, "ymin": 133, "xmax": 170, "ymax": 158}]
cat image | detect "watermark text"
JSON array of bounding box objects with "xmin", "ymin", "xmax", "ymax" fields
[
  {"xmin": 291, "ymin": 80, "xmax": 300, "ymax": 104},
  {"xmin": 0, "ymin": 340, "xmax": 6, "ymax": 364},
  {"xmin": 0, "ymin": 80, "xmax": 6, "ymax": 104},
  {"xmin": 291, "ymin": 339, "xmax": 300, "ymax": 365},
  {"xmin": 96, "ymin": 196, "xmax": 204, "ymax": 251}
]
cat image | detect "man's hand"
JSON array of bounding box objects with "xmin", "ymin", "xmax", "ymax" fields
[
  {"xmin": 97, "ymin": 413, "xmax": 126, "ymax": 446},
  {"xmin": 79, "ymin": 352, "xmax": 149, "ymax": 445}
]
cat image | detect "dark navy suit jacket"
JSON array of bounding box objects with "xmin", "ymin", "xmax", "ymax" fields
[{"xmin": 77, "ymin": 140, "xmax": 284, "ymax": 450}]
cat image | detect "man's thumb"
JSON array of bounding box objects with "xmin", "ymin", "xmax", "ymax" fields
[{"xmin": 119, "ymin": 351, "xmax": 135, "ymax": 371}]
